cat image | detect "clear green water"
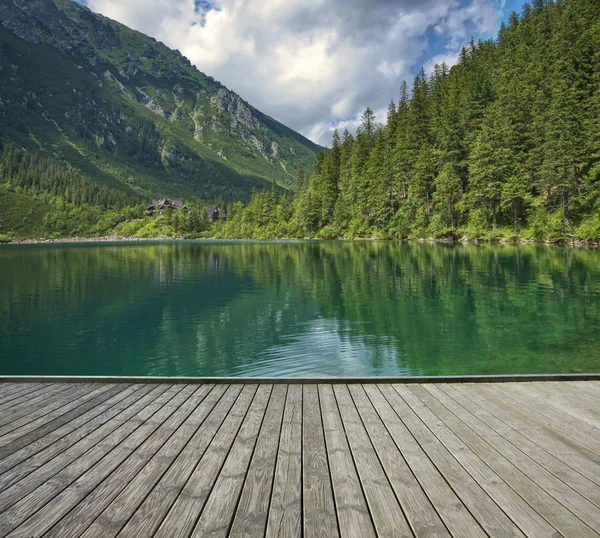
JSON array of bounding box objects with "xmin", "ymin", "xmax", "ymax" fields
[{"xmin": 1, "ymin": 241, "xmax": 599, "ymax": 377}]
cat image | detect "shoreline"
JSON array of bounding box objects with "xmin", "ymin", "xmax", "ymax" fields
[
  {"xmin": 3, "ymin": 235, "xmax": 180, "ymax": 245},
  {"xmin": 2, "ymin": 235, "xmax": 599, "ymax": 248}
]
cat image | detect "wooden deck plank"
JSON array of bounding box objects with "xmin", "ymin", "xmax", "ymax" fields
[
  {"xmin": 0, "ymin": 384, "xmax": 86, "ymax": 427},
  {"xmin": 43, "ymin": 385, "xmax": 232, "ymax": 538},
  {"xmin": 566, "ymin": 381, "xmax": 600, "ymax": 402},
  {"xmin": 0, "ymin": 384, "xmax": 86, "ymax": 414},
  {"xmin": 68, "ymin": 385, "xmax": 216, "ymax": 538},
  {"xmin": 190, "ymin": 385, "xmax": 272, "ymax": 538},
  {"xmin": 0, "ymin": 385, "xmax": 145, "ymax": 479},
  {"xmin": 413, "ymin": 384, "xmax": 599, "ymax": 537},
  {"xmin": 425, "ymin": 383, "xmax": 600, "ymax": 532},
  {"xmin": 265, "ymin": 384, "xmax": 303, "ymax": 538},
  {"xmin": 440, "ymin": 383, "xmax": 600, "ymax": 509},
  {"xmin": 0, "ymin": 385, "xmax": 126, "ymax": 461},
  {"xmin": 0, "ymin": 385, "xmax": 164, "ymax": 497},
  {"xmin": 461, "ymin": 384, "xmax": 600, "ymax": 485},
  {"xmin": 0, "ymin": 384, "xmax": 116, "ymax": 449},
  {"xmin": 333, "ymin": 384, "xmax": 412, "ymax": 538},
  {"xmin": 2, "ymin": 385, "xmax": 197, "ymax": 538},
  {"xmin": 363, "ymin": 384, "xmax": 487, "ymax": 538},
  {"xmin": 0, "ymin": 383, "xmax": 28, "ymax": 392},
  {"xmin": 0, "ymin": 384, "xmax": 65, "ymax": 418},
  {"xmin": 152, "ymin": 384, "xmax": 256, "ymax": 538},
  {"xmin": 228, "ymin": 385, "xmax": 287, "ymax": 538},
  {"xmin": 0, "ymin": 388, "xmax": 74, "ymax": 429},
  {"xmin": 396, "ymin": 384, "xmax": 559, "ymax": 537},
  {"xmin": 0, "ymin": 383, "xmax": 76, "ymax": 411},
  {"xmin": 0, "ymin": 385, "xmax": 40, "ymax": 405},
  {"xmin": 349, "ymin": 384, "xmax": 451, "ymax": 538},
  {"xmin": 499, "ymin": 382, "xmax": 600, "ymax": 442},
  {"xmin": 536, "ymin": 382, "xmax": 600, "ymax": 420},
  {"xmin": 0, "ymin": 384, "xmax": 58, "ymax": 409},
  {"xmin": 0, "ymin": 380, "xmax": 598, "ymax": 538},
  {"xmin": 494, "ymin": 383, "xmax": 600, "ymax": 449},
  {"xmin": 113, "ymin": 385, "xmax": 243, "ymax": 538},
  {"xmin": 319, "ymin": 384, "xmax": 375, "ymax": 538},
  {"xmin": 0, "ymin": 385, "xmax": 184, "ymax": 537},
  {"xmin": 302, "ymin": 384, "xmax": 339, "ymax": 538},
  {"xmin": 0, "ymin": 384, "xmax": 99, "ymax": 439},
  {"xmin": 0, "ymin": 384, "xmax": 146, "ymax": 492},
  {"xmin": 377, "ymin": 384, "xmax": 525, "ymax": 538}
]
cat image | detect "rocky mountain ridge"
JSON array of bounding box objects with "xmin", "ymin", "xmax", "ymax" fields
[{"xmin": 0, "ymin": 0, "xmax": 320, "ymax": 201}]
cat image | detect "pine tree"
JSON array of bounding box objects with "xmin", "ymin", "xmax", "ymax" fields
[
  {"xmin": 392, "ymin": 82, "xmax": 412, "ymax": 204},
  {"xmin": 332, "ymin": 130, "xmax": 354, "ymax": 231},
  {"xmin": 434, "ymin": 163, "xmax": 462, "ymax": 228},
  {"xmin": 320, "ymin": 132, "xmax": 340, "ymax": 226},
  {"xmin": 357, "ymin": 108, "xmax": 377, "ymax": 150},
  {"xmin": 468, "ymin": 105, "xmax": 512, "ymax": 228},
  {"xmin": 296, "ymin": 163, "xmax": 306, "ymax": 191},
  {"xmin": 364, "ymin": 128, "xmax": 392, "ymax": 230}
]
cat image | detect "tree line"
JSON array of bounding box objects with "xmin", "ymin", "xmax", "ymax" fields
[
  {"xmin": 0, "ymin": 145, "xmax": 140, "ymax": 209},
  {"xmin": 216, "ymin": 0, "xmax": 600, "ymax": 242}
]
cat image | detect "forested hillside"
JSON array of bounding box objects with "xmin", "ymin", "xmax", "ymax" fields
[
  {"xmin": 0, "ymin": 146, "xmax": 142, "ymax": 238},
  {"xmin": 217, "ymin": 0, "xmax": 600, "ymax": 242},
  {"xmin": 0, "ymin": 145, "xmax": 215, "ymax": 239}
]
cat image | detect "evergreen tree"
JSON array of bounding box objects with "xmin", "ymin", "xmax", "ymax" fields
[
  {"xmin": 357, "ymin": 108, "xmax": 377, "ymax": 149},
  {"xmin": 434, "ymin": 163, "xmax": 462, "ymax": 228},
  {"xmin": 393, "ymin": 81, "xmax": 412, "ymax": 200},
  {"xmin": 468, "ymin": 105, "xmax": 512, "ymax": 229},
  {"xmin": 332, "ymin": 130, "xmax": 354, "ymax": 229},
  {"xmin": 320, "ymin": 132, "xmax": 340, "ymax": 226},
  {"xmin": 296, "ymin": 163, "xmax": 306, "ymax": 191}
]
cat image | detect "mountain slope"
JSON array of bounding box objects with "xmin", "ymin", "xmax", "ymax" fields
[{"xmin": 0, "ymin": 0, "xmax": 321, "ymax": 202}]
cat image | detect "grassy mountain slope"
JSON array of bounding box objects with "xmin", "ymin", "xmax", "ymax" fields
[
  {"xmin": 0, "ymin": 187, "xmax": 49, "ymax": 237},
  {"xmin": 0, "ymin": 0, "xmax": 321, "ymax": 203}
]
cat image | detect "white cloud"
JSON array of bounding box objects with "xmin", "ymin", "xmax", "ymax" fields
[
  {"xmin": 434, "ymin": 0, "xmax": 499, "ymax": 47},
  {"xmin": 85, "ymin": 0, "xmax": 503, "ymax": 145},
  {"xmin": 423, "ymin": 51, "xmax": 462, "ymax": 75}
]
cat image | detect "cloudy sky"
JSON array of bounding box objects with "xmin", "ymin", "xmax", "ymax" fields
[{"xmin": 81, "ymin": 0, "xmax": 523, "ymax": 146}]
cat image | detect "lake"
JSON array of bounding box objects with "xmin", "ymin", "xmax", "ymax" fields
[{"xmin": 1, "ymin": 240, "xmax": 599, "ymax": 378}]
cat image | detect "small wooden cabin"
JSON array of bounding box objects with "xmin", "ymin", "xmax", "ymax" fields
[{"xmin": 146, "ymin": 198, "xmax": 188, "ymax": 216}]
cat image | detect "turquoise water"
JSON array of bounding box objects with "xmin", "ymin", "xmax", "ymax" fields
[{"xmin": 1, "ymin": 241, "xmax": 599, "ymax": 377}]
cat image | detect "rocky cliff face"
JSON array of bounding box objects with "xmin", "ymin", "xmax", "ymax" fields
[
  {"xmin": 0, "ymin": 0, "xmax": 120, "ymax": 58},
  {"xmin": 0, "ymin": 0, "xmax": 320, "ymax": 199}
]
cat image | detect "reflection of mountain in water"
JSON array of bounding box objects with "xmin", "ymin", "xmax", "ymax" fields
[{"xmin": 1, "ymin": 241, "xmax": 599, "ymax": 377}]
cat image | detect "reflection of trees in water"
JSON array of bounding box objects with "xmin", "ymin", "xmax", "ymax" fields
[{"xmin": 1, "ymin": 242, "xmax": 599, "ymax": 376}]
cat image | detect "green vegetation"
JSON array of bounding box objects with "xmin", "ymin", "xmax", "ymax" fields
[
  {"xmin": 0, "ymin": 145, "xmax": 138, "ymax": 237},
  {"xmin": 1, "ymin": 0, "xmax": 599, "ymax": 244},
  {"xmin": 0, "ymin": 188, "xmax": 49, "ymax": 238},
  {"xmin": 0, "ymin": 145, "xmax": 139, "ymax": 208},
  {"xmin": 216, "ymin": 0, "xmax": 600, "ymax": 243},
  {"xmin": 113, "ymin": 202, "xmax": 210, "ymax": 238},
  {"xmin": 0, "ymin": 142, "xmax": 215, "ymax": 239},
  {"xmin": 0, "ymin": 143, "xmax": 215, "ymax": 239}
]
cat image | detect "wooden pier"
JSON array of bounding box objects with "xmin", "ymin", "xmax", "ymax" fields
[{"xmin": 0, "ymin": 378, "xmax": 599, "ymax": 537}]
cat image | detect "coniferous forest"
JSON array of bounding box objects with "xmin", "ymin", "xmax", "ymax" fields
[
  {"xmin": 1, "ymin": 0, "xmax": 600, "ymax": 242},
  {"xmin": 215, "ymin": 0, "xmax": 600, "ymax": 242}
]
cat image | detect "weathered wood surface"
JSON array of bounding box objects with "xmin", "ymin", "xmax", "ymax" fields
[{"xmin": 0, "ymin": 380, "xmax": 598, "ymax": 537}]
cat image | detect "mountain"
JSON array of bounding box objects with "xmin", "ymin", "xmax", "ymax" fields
[{"xmin": 0, "ymin": 0, "xmax": 321, "ymax": 203}]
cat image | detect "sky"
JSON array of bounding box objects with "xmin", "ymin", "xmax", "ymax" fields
[{"xmin": 81, "ymin": 0, "xmax": 524, "ymax": 146}]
